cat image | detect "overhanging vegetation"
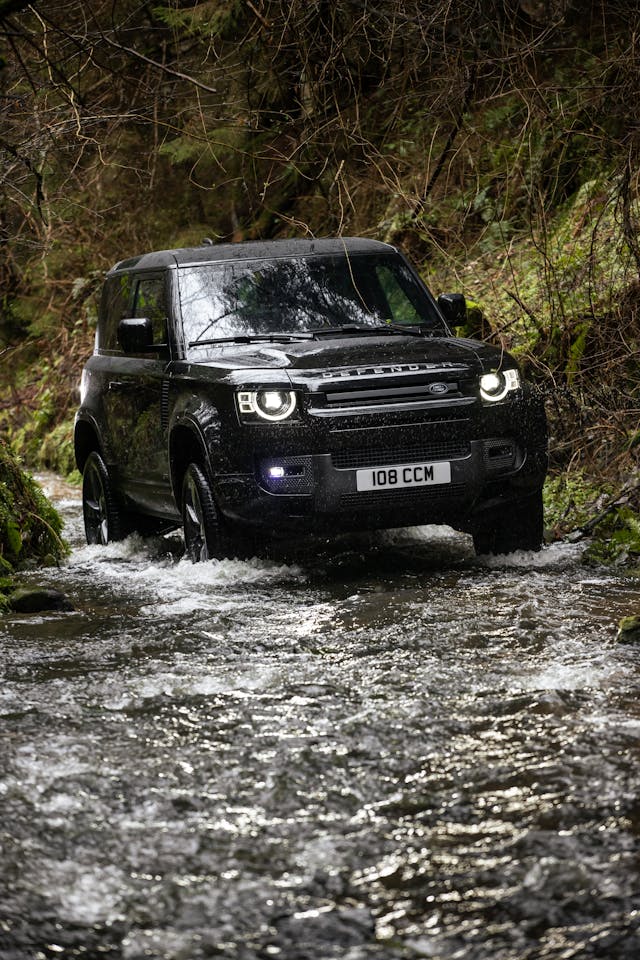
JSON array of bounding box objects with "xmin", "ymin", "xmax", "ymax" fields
[{"xmin": 0, "ymin": 0, "xmax": 638, "ymax": 558}]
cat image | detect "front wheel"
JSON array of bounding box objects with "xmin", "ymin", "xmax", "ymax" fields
[
  {"xmin": 181, "ymin": 463, "xmax": 222, "ymax": 562},
  {"xmin": 82, "ymin": 451, "xmax": 127, "ymax": 545},
  {"xmin": 472, "ymin": 492, "xmax": 544, "ymax": 556}
]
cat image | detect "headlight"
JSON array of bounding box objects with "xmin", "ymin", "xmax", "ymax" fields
[
  {"xmin": 237, "ymin": 389, "xmax": 298, "ymax": 421},
  {"xmin": 79, "ymin": 369, "xmax": 90, "ymax": 404},
  {"xmin": 479, "ymin": 369, "xmax": 521, "ymax": 402}
]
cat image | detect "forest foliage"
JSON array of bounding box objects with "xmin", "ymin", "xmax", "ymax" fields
[
  {"xmin": 0, "ymin": 0, "xmax": 638, "ymax": 555},
  {"xmin": 0, "ymin": 439, "xmax": 67, "ymax": 574}
]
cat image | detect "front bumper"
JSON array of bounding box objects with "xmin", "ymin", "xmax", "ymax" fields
[{"xmin": 214, "ymin": 435, "xmax": 547, "ymax": 537}]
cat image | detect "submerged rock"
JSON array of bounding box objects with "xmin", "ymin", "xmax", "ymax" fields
[
  {"xmin": 616, "ymin": 615, "xmax": 640, "ymax": 643},
  {"xmin": 8, "ymin": 587, "xmax": 74, "ymax": 613}
]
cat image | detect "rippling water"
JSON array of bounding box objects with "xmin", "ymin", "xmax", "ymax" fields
[{"xmin": 1, "ymin": 476, "xmax": 639, "ymax": 959}]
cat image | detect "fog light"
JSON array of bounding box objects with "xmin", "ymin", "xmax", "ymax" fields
[{"xmin": 268, "ymin": 465, "xmax": 285, "ymax": 479}]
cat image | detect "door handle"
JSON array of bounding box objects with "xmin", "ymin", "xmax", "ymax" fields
[{"xmin": 108, "ymin": 380, "xmax": 136, "ymax": 392}]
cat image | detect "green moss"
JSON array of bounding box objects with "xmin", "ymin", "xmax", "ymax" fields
[
  {"xmin": 544, "ymin": 469, "xmax": 640, "ymax": 565},
  {"xmin": 0, "ymin": 575, "xmax": 14, "ymax": 612},
  {"xmin": 565, "ymin": 319, "xmax": 591, "ymax": 383},
  {"xmin": 543, "ymin": 470, "xmax": 609, "ymax": 536},
  {"xmin": 617, "ymin": 616, "xmax": 640, "ymax": 642},
  {"xmin": 0, "ymin": 440, "xmax": 68, "ymax": 571},
  {"xmin": 582, "ymin": 506, "xmax": 640, "ymax": 566},
  {"xmin": 35, "ymin": 418, "xmax": 77, "ymax": 478}
]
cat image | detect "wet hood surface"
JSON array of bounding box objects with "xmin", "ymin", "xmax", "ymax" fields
[{"xmin": 184, "ymin": 334, "xmax": 500, "ymax": 378}]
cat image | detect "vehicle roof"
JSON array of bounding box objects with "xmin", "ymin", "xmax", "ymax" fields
[{"xmin": 109, "ymin": 237, "xmax": 396, "ymax": 273}]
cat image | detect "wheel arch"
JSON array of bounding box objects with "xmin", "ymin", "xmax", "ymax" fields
[
  {"xmin": 169, "ymin": 421, "xmax": 210, "ymax": 505},
  {"xmin": 74, "ymin": 417, "xmax": 102, "ymax": 473}
]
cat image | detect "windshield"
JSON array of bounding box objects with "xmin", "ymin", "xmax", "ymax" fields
[{"xmin": 178, "ymin": 253, "xmax": 446, "ymax": 350}]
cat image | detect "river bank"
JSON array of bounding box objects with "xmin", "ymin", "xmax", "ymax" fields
[{"xmin": 0, "ymin": 442, "xmax": 67, "ymax": 603}]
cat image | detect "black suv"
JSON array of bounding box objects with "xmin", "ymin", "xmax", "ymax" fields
[{"xmin": 75, "ymin": 238, "xmax": 548, "ymax": 561}]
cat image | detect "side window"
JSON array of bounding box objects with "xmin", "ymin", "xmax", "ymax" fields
[
  {"xmin": 375, "ymin": 264, "xmax": 422, "ymax": 324},
  {"xmin": 98, "ymin": 273, "xmax": 132, "ymax": 350},
  {"xmin": 133, "ymin": 276, "xmax": 167, "ymax": 344}
]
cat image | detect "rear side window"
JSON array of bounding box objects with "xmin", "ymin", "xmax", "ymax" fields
[
  {"xmin": 98, "ymin": 273, "xmax": 133, "ymax": 351},
  {"xmin": 133, "ymin": 276, "xmax": 167, "ymax": 345}
]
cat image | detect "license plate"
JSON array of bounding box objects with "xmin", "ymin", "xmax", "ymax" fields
[{"xmin": 356, "ymin": 461, "xmax": 451, "ymax": 491}]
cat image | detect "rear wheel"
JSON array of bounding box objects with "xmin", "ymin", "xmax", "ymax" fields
[
  {"xmin": 82, "ymin": 451, "xmax": 127, "ymax": 545},
  {"xmin": 472, "ymin": 491, "xmax": 544, "ymax": 556},
  {"xmin": 181, "ymin": 463, "xmax": 222, "ymax": 562}
]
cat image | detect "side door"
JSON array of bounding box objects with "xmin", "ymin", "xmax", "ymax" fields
[{"xmin": 103, "ymin": 272, "xmax": 173, "ymax": 511}]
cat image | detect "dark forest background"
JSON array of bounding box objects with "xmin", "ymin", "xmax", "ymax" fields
[{"xmin": 1, "ymin": 0, "xmax": 639, "ymax": 548}]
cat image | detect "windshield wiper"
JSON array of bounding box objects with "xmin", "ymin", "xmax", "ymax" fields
[
  {"xmin": 188, "ymin": 333, "xmax": 314, "ymax": 347},
  {"xmin": 188, "ymin": 324, "xmax": 437, "ymax": 347},
  {"xmin": 377, "ymin": 323, "xmax": 430, "ymax": 337},
  {"xmin": 311, "ymin": 323, "xmax": 430, "ymax": 338}
]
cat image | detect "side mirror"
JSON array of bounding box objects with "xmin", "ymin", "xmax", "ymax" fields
[
  {"xmin": 118, "ymin": 317, "xmax": 154, "ymax": 353},
  {"xmin": 437, "ymin": 293, "xmax": 467, "ymax": 327}
]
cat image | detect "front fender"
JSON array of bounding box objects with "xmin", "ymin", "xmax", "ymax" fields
[
  {"xmin": 74, "ymin": 411, "xmax": 109, "ymax": 472},
  {"xmin": 168, "ymin": 393, "xmax": 227, "ymax": 504}
]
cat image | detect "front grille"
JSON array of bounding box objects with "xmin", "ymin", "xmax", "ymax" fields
[
  {"xmin": 327, "ymin": 407, "xmax": 472, "ymax": 431},
  {"xmin": 340, "ymin": 483, "xmax": 467, "ymax": 508},
  {"xmin": 332, "ymin": 440, "xmax": 470, "ymax": 470},
  {"xmin": 323, "ymin": 381, "xmax": 460, "ymax": 406}
]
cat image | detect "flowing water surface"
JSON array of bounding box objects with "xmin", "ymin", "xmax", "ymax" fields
[{"xmin": 1, "ymin": 476, "xmax": 640, "ymax": 960}]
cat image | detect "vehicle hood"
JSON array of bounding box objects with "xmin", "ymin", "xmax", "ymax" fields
[{"xmin": 187, "ymin": 334, "xmax": 508, "ymax": 386}]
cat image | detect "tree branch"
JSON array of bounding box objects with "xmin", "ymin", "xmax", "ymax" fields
[
  {"xmin": 411, "ymin": 61, "xmax": 477, "ymax": 220},
  {"xmin": 97, "ymin": 31, "xmax": 218, "ymax": 96}
]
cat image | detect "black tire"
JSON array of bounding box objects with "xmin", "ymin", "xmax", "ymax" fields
[
  {"xmin": 82, "ymin": 451, "xmax": 127, "ymax": 545},
  {"xmin": 472, "ymin": 491, "xmax": 544, "ymax": 556},
  {"xmin": 181, "ymin": 462, "xmax": 222, "ymax": 562}
]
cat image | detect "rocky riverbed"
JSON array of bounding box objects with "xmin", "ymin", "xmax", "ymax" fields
[{"xmin": 1, "ymin": 476, "xmax": 639, "ymax": 959}]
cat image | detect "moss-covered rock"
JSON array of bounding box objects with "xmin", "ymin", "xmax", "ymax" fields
[
  {"xmin": 0, "ymin": 439, "xmax": 68, "ymax": 572},
  {"xmin": 8, "ymin": 586, "xmax": 74, "ymax": 613},
  {"xmin": 616, "ymin": 616, "xmax": 640, "ymax": 643}
]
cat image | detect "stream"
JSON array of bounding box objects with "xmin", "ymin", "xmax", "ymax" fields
[{"xmin": 1, "ymin": 475, "xmax": 639, "ymax": 959}]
